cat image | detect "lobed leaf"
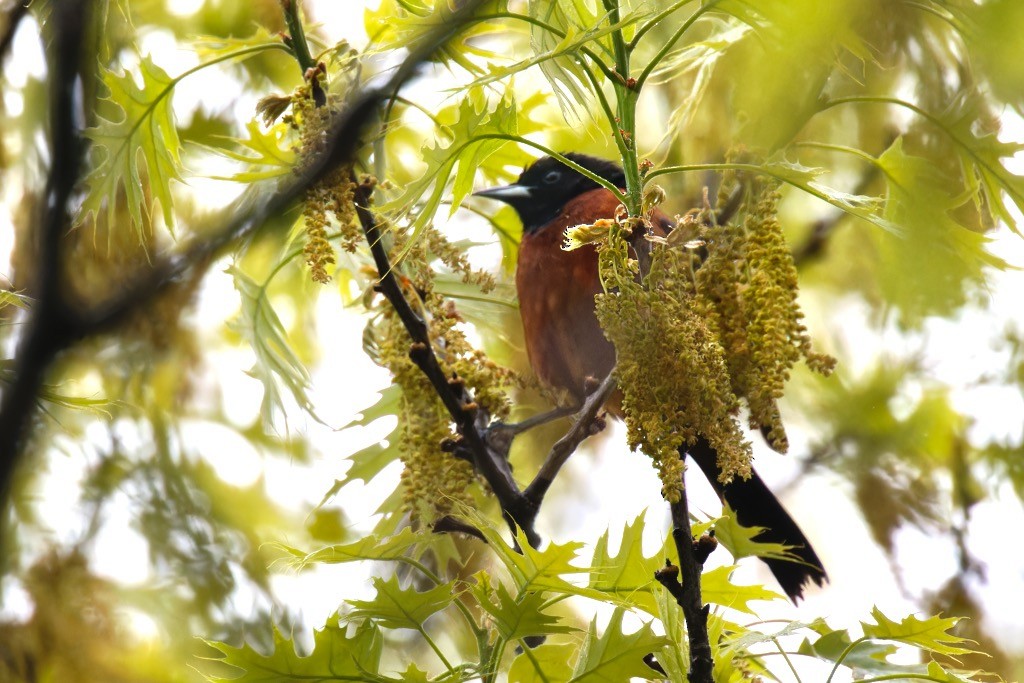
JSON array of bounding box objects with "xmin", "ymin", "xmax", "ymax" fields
[
  {"xmin": 570, "ymin": 607, "xmax": 668, "ymax": 682},
  {"xmin": 202, "ymin": 119, "xmax": 297, "ymax": 183},
  {"xmin": 81, "ymin": 55, "xmax": 183, "ymax": 236},
  {"xmin": 346, "ymin": 575, "xmax": 456, "ymax": 631},
  {"xmin": 228, "ymin": 266, "xmax": 320, "ymax": 430},
  {"xmin": 861, "ymin": 607, "xmax": 976, "ymax": 657},
  {"xmin": 285, "ymin": 526, "xmax": 423, "ymax": 567},
  {"xmin": 472, "ymin": 577, "xmax": 578, "ymax": 641},
  {"xmin": 509, "ymin": 642, "xmax": 576, "ymax": 683},
  {"xmin": 202, "ymin": 617, "xmax": 382, "ymax": 682}
]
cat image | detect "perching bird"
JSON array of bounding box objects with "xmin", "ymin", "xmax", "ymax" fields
[{"xmin": 474, "ymin": 153, "xmax": 826, "ymax": 601}]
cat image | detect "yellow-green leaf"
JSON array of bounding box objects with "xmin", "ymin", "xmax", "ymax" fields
[
  {"xmin": 82, "ymin": 55, "xmax": 183, "ymax": 235},
  {"xmin": 861, "ymin": 607, "xmax": 976, "ymax": 656}
]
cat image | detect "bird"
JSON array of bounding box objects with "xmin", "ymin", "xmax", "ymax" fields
[{"xmin": 473, "ymin": 152, "xmax": 827, "ymax": 602}]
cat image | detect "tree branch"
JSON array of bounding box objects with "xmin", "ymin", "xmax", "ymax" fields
[
  {"xmin": 523, "ymin": 371, "xmax": 617, "ymax": 508},
  {"xmin": 0, "ymin": 0, "xmax": 91, "ymax": 510},
  {"xmin": 656, "ymin": 481, "xmax": 715, "ymax": 683},
  {"xmin": 350, "ymin": 178, "xmax": 536, "ymax": 545}
]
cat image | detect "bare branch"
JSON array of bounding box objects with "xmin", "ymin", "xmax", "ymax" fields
[
  {"xmin": 0, "ymin": 0, "xmax": 91, "ymax": 507},
  {"xmin": 657, "ymin": 480, "xmax": 715, "ymax": 683},
  {"xmin": 523, "ymin": 371, "xmax": 617, "ymax": 508}
]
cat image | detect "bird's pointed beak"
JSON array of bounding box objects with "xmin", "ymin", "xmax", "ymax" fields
[{"xmin": 472, "ymin": 184, "xmax": 534, "ymax": 203}]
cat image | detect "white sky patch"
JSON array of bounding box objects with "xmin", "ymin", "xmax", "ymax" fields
[
  {"xmin": 167, "ymin": 0, "xmax": 206, "ymax": 17},
  {"xmin": 182, "ymin": 418, "xmax": 264, "ymax": 487}
]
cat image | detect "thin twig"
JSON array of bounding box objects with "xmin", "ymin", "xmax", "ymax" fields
[{"xmin": 523, "ymin": 371, "xmax": 617, "ymax": 507}]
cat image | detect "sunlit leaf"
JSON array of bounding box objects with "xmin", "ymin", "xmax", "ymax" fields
[
  {"xmin": 699, "ymin": 565, "xmax": 781, "ymax": 613},
  {"xmin": 202, "ymin": 617, "xmax": 382, "ymax": 682},
  {"xmin": 874, "ymin": 136, "xmax": 1005, "ymax": 325},
  {"xmin": 346, "ymin": 576, "xmax": 455, "ymax": 631},
  {"xmin": 203, "ymin": 119, "xmax": 297, "ymax": 182},
  {"xmin": 861, "ymin": 607, "xmax": 976, "ymax": 656},
  {"xmin": 476, "ymin": 520, "xmax": 590, "ymax": 596},
  {"xmin": 228, "ymin": 266, "xmax": 320, "ymax": 429},
  {"xmin": 798, "ymin": 623, "xmax": 916, "ymax": 676},
  {"xmin": 509, "ymin": 642, "xmax": 576, "ymax": 683},
  {"xmin": 472, "ymin": 575, "xmax": 578, "ymax": 641},
  {"xmin": 81, "ymin": 55, "xmax": 183, "ymax": 236},
  {"xmin": 382, "ymin": 87, "xmax": 524, "ymax": 252},
  {"xmin": 283, "ymin": 526, "xmax": 424, "ymax": 567},
  {"xmin": 763, "ymin": 158, "xmax": 895, "ymax": 234},
  {"xmin": 714, "ymin": 504, "xmax": 806, "ymax": 564},
  {"xmin": 588, "ymin": 515, "xmax": 660, "ymax": 614},
  {"xmin": 570, "ymin": 607, "xmax": 668, "ymax": 682}
]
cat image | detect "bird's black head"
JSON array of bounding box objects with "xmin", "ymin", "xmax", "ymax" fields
[{"xmin": 473, "ymin": 153, "xmax": 625, "ymax": 234}]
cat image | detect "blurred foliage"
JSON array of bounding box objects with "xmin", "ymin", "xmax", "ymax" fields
[{"xmin": 0, "ymin": 0, "xmax": 1022, "ymax": 680}]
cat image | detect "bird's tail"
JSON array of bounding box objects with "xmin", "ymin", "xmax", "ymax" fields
[{"xmin": 685, "ymin": 439, "xmax": 827, "ymax": 602}]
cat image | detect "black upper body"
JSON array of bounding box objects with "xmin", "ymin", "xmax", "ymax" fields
[{"xmin": 472, "ymin": 153, "xmax": 626, "ymax": 233}]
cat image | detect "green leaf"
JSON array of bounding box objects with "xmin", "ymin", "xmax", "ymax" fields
[
  {"xmin": 382, "ymin": 88, "xmax": 522, "ymax": 252},
  {"xmin": 798, "ymin": 625, "xmax": 910, "ymax": 676},
  {"xmin": 202, "ymin": 617, "xmax": 382, "ymax": 682},
  {"xmin": 82, "ymin": 55, "xmax": 183, "ymax": 235},
  {"xmin": 762, "ymin": 158, "xmax": 896, "ymax": 234},
  {"xmin": 874, "ymin": 136, "xmax": 1005, "ymax": 324},
  {"xmin": 285, "ymin": 526, "xmax": 423, "ymax": 567},
  {"xmin": 346, "ymin": 576, "xmax": 455, "ymax": 631},
  {"xmin": 925, "ymin": 660, "xmax": 986, "ymax": 683},
  {"xmin": 228, "ymin": 265, "xmax": 320, "ymax": 430},
  {"xmin": 478, "ymin": 7, "xmax": 646, "ymax": 115},
  {"xmin": 365, "ymin": 0, "xmax": 510, "ymax": 75},
  {"xmin": 570, "ymin": 607, "xmax": 668, "ymax": 682},
  {"xmin": 325, "ymin": 386, "xmax": 403, "ymax": 497},
  {"xmin": 861, "ymin": 607, "xmax": 976, "ymax": 656},
  {"xmin": 475, "ymin": 519, "xmax": 590, "ymax": 596},
  {"xmin": 394, "ymin": 663, "xmax": 432, "ymax": 682},
  {"xmin": 587, "ymin": 514, "xmax": 661, "ymax": 614},
  {"xmin": 523, "ymin": 3, "xmax": 634, "ymax": 119},
  {"xmin": 509, "ymin": 642, "xmax": 576, "ymax": 683},
  {"xmin": 714, "ymin": 504, "xmax": 806, "ymax": 564},
  {"xmin": 203, "ymin": 119, "xmax": 297, "ymax": 182},
  {"xmin": 472, "ymin": 577, "xmax": 578, "ymax": 641},
  {"xmin": 699, "ymin": 565, "xmax": 781, "ymax": 614},
  {"xmin": 0, "ymin": 290, "xmax": 30, "ymax": 310}
]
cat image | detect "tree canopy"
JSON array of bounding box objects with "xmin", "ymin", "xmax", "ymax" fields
[{"xmin": 0, "ymin": 0, "xmax": 1023, "ymax": 681}]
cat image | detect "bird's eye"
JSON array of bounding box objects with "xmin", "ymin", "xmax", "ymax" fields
[{"xmin": 543, "ymin": 170, "xmax": 561, "ymax": 184}]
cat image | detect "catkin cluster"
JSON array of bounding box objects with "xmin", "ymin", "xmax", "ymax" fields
[
  {"xmin": 697, "ymin": 174, "xmax": 835, "ymax": 452},
  {"xmin": 373, "ymin": 228, "xmax": 516, "ymax": 524},
  {"xmin": 288, "ymin": 83, "xmax": 361, "ymax": 284},
  {"xmin": 590, "ymin": 168, "xmax": 834, "ymax": 501},
  {"xmin": 596, "ymin": 228, "xmax": 751, "ymax": 503}
]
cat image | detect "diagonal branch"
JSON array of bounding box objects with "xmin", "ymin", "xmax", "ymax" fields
[
  {"xmin": 350, "ymin": 178, "xmax": 533, "ymax": 544},
  {"xmin": 523, "ymin": 371, "xmax": 617, "ymax": 509}
]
